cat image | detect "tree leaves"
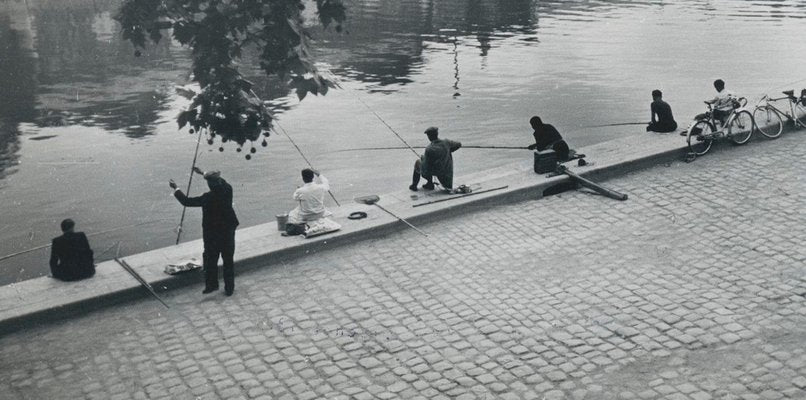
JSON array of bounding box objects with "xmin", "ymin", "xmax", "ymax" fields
[{"xmin": 115, "ymin": 0, "xmax": 346, "ymax": 151}]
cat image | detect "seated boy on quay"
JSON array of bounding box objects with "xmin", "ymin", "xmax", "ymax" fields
[
  {"xmin": 49, "ymin": 218, "xmax": 95, "ymax": 281},
  {"xmin": 706, "ymin": 79, "xmax": 736, "ymax": 126},
  {"xmin": 284, "ymin": 168, "xmax": 331, "ymax": 236}
]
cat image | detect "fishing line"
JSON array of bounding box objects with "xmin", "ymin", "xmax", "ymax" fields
[
  {"xmin": 273, "ymin": 121, "xmax": 341, "ymax": 206},
  {"xmin": 175, "ymin": 127, "xmax": 204, "ymax": 244},
  {"xmin": 349, "ymin": 90, "xmax": 421, "ymax": 158},
  {"xmin": 95, "ymin": 241, "xmax": 121, "ymax": 260},
  {"xmin": 753, "ymin": 77, "xmax": 806, "ymax": 103},
  {"xmin": 0, "ymin": 219, "xmax": 169, "ymax": 262}
]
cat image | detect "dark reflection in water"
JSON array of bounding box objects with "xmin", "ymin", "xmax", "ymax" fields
[
  {"xmin": 0, "ymin": 13, "xmax": 36, "ymax": 179},
  {"xmin": 30, "ymin": 2, "xmax": 180, "ymax": 137},
  {"xmin": 315, "ymin": 0, "xmax": 538, "ymax": 90}
]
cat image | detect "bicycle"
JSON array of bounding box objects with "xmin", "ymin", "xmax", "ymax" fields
[
  {"xmin": 751, "ymin": 89, "xmax": 806, "ymax": 139},
  {"xmin": 686, "ymin": 97, "xmax": 754, "ymax": 156}
]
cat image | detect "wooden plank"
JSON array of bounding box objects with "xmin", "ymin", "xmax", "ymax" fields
[{"xmin": 412, "ymin": 186, "xmax": 509, "ymax": 207}]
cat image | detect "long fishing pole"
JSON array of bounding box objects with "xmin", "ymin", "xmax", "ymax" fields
[
  {"xmin": 175, "ymin": 127, "xmax": 204, "ymax": 244},
  {"xmin": 332, "ymin": 145, "xmax": 529, "ymax": 153},
  {"xmin": 0, "ymin": 219, "xmax": 169, "ymax": 263},
  {"xmin": 351, "ymin": 93, "xmax": 421, "ymax": 158},
  {"xmin": 113, "ymin": 242, "xmax": 169, "ymax": 308},
  {"xmin": 114, "ymin": 257, "xmax": 170, "ymax": 309},
  {"xmin": 273, "ymin": 121, "xmax": 341, "ymax": 206},
  {"xmin": 580, "ymin": 122, "xmax": 646, "ymax": 128}
]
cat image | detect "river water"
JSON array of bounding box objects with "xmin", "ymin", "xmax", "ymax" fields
[{"xmin": 1, "ymin": 0, "xmax": 805, "ymax": 284}]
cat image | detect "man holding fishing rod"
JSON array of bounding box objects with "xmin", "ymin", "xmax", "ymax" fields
[
  {"xmin": 646, "ymin": 89, "xmax": 678, "ymax": 133},
  {"xmin": 526, "ymin": 116, "xmax": 571, "ymax": 161},
  {"xmin": 410, "ymin": 127, "xmax": 462, "ymax": 192},
  {"xmin": 169, "ymin": 167, "xmax": 239, "ymax": 296}
]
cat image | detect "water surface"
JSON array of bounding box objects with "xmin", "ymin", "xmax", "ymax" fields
[{"xmin": 2, "ymin": 0, "xmax": 805, "ymax": 284}]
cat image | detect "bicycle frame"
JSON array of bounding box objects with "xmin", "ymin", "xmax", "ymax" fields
[
  {"xmin": 700, "ymin": 102, "xmax": 743, "ymax": 137},
  {"xmin": 756, "ymin": 94, "xmax": 806, "ymax": 128}
]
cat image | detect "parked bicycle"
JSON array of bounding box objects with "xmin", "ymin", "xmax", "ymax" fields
[
  {"xmin": 686, "ymin": 97, "xmax": 754, "ymax": 156},
  {"xmin": 752, "ymin": 89, "xmax": 806, "ymax": 139}
]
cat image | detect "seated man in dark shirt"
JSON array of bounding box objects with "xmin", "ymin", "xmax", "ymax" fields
[
  {"xmin": 49, "ymin": 219, "xmax": 95, "ymax": 281},
  {"xmin": 646, "ymin": 89, "xmax": 678, "ymax": 133},
  {"xmin": 527, "ymin": 116, "xmax": 570, "ymax": 161}
]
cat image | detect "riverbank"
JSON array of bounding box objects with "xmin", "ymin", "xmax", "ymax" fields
[
  {"xmin": 2, "ymin": 121, "xmax": 805, "ymax": 399},
  {"xmin": 5, "ymin": 122, "xmax": 802, "ymax": 335}
]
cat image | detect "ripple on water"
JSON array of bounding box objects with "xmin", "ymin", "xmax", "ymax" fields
[{"xmin": 2, "ymin": 0, "xmax": 806, "ymax": 283}]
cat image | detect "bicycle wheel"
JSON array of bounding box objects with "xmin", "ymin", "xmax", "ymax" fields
[
  {"xmin": 794, "ymin": 103, "xmax": 806, "ymax": 128},
  {"xmin": 687, "ymin": 120, "xmax": 714, "ymax": 156},
  {"xmin": 728, "ymin": 110, "xmax": 753, "ymax": 145},
  {"xmin": 752, "ymin": 106, "xmax": 783, "ymax": 138}
]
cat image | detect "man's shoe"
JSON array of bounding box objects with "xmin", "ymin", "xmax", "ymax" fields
[
  {"xmin": 409, "ymin": 184, "xmax": 418, "ymax": 192},
  {"xmin": 202, "ymin": 286, "xmax": 218, "ymax": 294},
  {"xmin": 422, "ymin": 182, "xmax": 435, "ymax": 190},
  {"xmin": 225, "ymin": 288, "xmax": 234, "ymax": 296}
]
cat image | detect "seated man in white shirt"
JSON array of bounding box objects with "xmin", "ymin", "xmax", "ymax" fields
[{"xmin": 284, "ymin": 168, "xmax": 330, "ymax": 236}]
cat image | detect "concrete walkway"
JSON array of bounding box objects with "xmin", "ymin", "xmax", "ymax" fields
[
  {"xmin": 0, "ymin": 129, "xmax": 687, "ymax": 333},
  {"xmin": 1, "ymin": 131, "xmax": 804, "ymax": 399}
]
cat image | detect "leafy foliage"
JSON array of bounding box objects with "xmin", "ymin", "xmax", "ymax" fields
[{"xmin": 115, "ymin": 0, "xmax": 346, "ymax": 151}]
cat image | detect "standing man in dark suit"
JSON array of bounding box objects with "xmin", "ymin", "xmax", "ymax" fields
[
  {"xmin": 49, "ymin": 219, "xmax": 95, "ymax": 281},
  {"xmin": 169, "ymin": 168, "xmax": 239, "ymax": 296}
]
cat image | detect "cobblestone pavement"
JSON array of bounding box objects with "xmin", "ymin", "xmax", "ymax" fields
[{"xmin": 2, "ymin": 133, "xmax": 806, "ymax": 400}]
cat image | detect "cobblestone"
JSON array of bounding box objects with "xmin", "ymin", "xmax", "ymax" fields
[{"xmin": 1, "ymin": 134, "xmax": 806, "ymax": 399}]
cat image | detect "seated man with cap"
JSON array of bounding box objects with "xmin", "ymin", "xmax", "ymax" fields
[
  {"xmin": 410, "ymin": 126, "xmax": 462, "ymax": 192},
  {"xmin": 284, "ymin": 168, "xmax": 331, "ymax": 236}
]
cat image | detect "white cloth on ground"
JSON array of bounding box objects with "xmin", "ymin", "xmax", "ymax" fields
[{"xmin": 304, "ymin": 217, "xmax": 342, "ymax": 238}]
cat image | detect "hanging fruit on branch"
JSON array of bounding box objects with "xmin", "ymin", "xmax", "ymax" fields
[
  {"xmin": 116, "ymin": 0, "xmax": 347, "ymax": 160},
  {"xmin": 176, "ymin": 77, "xmax": 272, "ymax": 150}
]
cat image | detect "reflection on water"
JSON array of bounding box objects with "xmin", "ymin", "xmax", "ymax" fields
[
  {"xmin": 2, "ymin": 0, "xmax": 806, "ymax": 284},
  {"xmin": 0, "ymin": 11, "xmax": 35, "ymax": 179}
]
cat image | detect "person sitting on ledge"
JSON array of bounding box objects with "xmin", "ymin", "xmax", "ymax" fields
[
  {"xmin": 646, "ymin": 89, "xmax": 678, "ymax": 133},
  {"xmin": 410, "ymin": 126, "xmax": 462, "ymax": 192},
  {"xmin": 284, "ymin": 168, "xmax": 331, "ymax": 236},
  {"xmin": 49, "ymin": 218, "xmax": 95, "ymax": 281},
  {"xmin": 526, "ymin": 116, "xmax": 570, "ymax": 161}
]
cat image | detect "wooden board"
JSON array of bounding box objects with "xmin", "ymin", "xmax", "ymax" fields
[
  {"xmin": 412, "ymin": 185, "xmax": 509, "ymax": 207},
  {"xmin": 407, "ymin": 182, "xmax": 483, "ymax": 201}
]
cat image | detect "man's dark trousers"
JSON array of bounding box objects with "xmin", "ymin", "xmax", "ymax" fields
[{"xmin": 204, "ymin": 229, "xmax": 236, "ymax": 292}]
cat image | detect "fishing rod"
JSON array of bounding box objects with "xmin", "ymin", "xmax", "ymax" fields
[
  {"xmin": 0, "ymin": 219, "xmax": 169, "ymax": 263},
  {"xmin": 332, "ymin": 145, "xmax": 529, "ymax": 153},
  {"xmin": 273, "ymin": 121, "xmax": 341, "ymax": 206},
  {"xmin": 579, "ymin": 122, "xmax": 646, "ymax": 128},
  {"xmin": 114, "ymin": 243, "xmax": 169, "ymax": 308},
  {"xmin": 175, "ymin": 127, "xmax": 204, "ymax": 244},
  {"xmin": 351, "ymin": 92, "xmax": 421, "ymax": 158}
]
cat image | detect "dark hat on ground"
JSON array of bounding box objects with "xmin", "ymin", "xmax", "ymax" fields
[
  {"xmin": 424, "ymin": 126, "xmax": 439, "ymax": 134},
  {"xmin": 203, "ymin": 171, "xmax": 221, "ymax": 181}
]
